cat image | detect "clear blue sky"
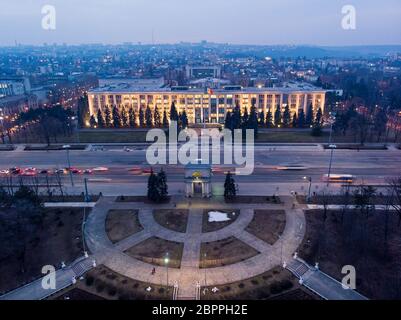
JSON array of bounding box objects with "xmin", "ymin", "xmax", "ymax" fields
[{"xmin": 0, "ymin": 0, "xmax": 400, "ymax": 46}]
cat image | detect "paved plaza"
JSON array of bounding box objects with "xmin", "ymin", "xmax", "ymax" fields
[
  {"xmin": 1, "ymin": 194, "xmax": 367, "ymax": 300},
  {"xmin": 84, "ymin": 196, "xmax": 305, "ymax": 299}
]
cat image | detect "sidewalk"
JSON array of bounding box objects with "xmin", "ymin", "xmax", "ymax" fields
[{"xmin": 286, "ymin": 259, "xmax": 367, "ymax": 300}]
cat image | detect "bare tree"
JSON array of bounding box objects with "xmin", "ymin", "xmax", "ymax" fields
[
  {"xmin": 387, "ymin": 177, "xmax": 401, "ymax": 226},
  {"xmin": 340, "ymin": 183, "xmax": 352, "ymax": 224}
]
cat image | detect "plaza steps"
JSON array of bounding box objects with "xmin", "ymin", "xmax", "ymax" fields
[
  {"xmin": 286, "ymin": 259, "xmax": 310, "ymax": 279},
  {"xmin": 71, "ymin": 258, "xmax": 94, "ymax": 278}
]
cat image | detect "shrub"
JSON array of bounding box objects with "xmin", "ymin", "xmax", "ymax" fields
[
  {"xmin": 108, "ymin": 286, "xmax": 117, "ymax": 296},
  {"xmin": 270, "ymin": 282, "xmax": 282, "ymax": 295},
  {"xmin": 96, "ymin": 284, "xmax": 104, "ymax": 293},
  {"xmin": 85, "ymin": 276, "xmax": 94, "ymax": 286},
  {"xmin": 270, "ymin": 280, "xmax": 293, "ymax": 295}
]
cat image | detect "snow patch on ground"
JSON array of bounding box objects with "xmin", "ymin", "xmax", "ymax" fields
[{"xmin": 208, "ymin": 211, "xmax": 234, "ymax": 223}]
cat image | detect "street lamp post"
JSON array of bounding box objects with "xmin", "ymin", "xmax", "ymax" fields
[
  {"xmin": 63, "ymin": 145, "xmax": 74, "ymax": 187},
  {"xmin": 82, "ymin": 178, "xmax": 90, "ymax": 255},
  {"xmin": 326, "ymin": 113, "xmax": 336, "ymax": 187},
  {"xmin": 204, "ymin": 253, "xmax": 207, "ymax": 286},
  {"xmin": 304, "ymin": 176, "xmax": 312, "ymax": 201},
  {"xmin": 164, "ymin": 253, "xmax": 170, "ymax": 289}
]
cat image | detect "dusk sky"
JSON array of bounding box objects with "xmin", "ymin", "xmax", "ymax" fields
[{"xmin": 0, "ymin": 0, "xmax": 400, "ymax": 46}]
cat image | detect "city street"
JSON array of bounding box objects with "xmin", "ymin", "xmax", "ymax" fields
[{"xmin": 0, "ymin": 144, "xmax": 399, "ymax": 194}]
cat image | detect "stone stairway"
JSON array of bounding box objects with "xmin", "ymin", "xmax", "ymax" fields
[
  {"xmin": 71, "ymin": 258, "xmax": 94, "ymax": 278},
  {"xmin": 286, "ymin": 259, "xmax": 310, "ymax": 279}
]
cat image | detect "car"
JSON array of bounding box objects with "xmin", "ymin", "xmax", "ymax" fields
[
  {"xmin": 129, "ymin": 166, "xmax": 142, "ymax": 173},
  {"xmin": 83, "ymin": 169, "xmax": 93, "ymax": 174},
  {"xmin": 10, "ymin": 167, "xmax": 22, "ymax": 175},
  {"xmin": 276, "ymin": 165, "xmax": 308, "ymax": 171},
  {"xmin": 142, "ymin": 168, "xmax": 152, "ymax": 174},
  {"xmin": 0, "ymin": 169, "xmax": 10, "ymax": 175},
  {"xmin": 323, "ymin": 174, "xmax": 354, "ymax": 183},
  {"xmin": 54, "ymin": 169, "xmax": 67, "ymax": 175},
  {"xmin": 21, "ymin": 168, "xmax": 37, "ymax": 176},
  {"xmin": 39, "ymin": 169, "xmax": 50, "ymax": 174},
  {"xmin": 92, "ymin": 167, "xmax": 109, "ymax": 172},
  {"xmin": 71, "ymin": 168, "xmax": 83, "ymax": 174}
]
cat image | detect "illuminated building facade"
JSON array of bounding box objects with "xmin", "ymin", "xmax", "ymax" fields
[{"xmin": 88, "ymin": 84, "xmax": 326, "ymax": 125}]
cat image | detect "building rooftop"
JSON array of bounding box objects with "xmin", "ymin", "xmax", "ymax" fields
[{"xmin": 88, "ymin": 81, "xmax": 326, "ymax": 94}]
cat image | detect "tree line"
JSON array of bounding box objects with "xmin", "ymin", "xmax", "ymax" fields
[
  {"xmin": 87, "ymin": 102, "xmax": 188, "ymax": 130},
  {"xmin": 333, "ymin": 104, "xmax": 390, "ymax": 145},
  {"xmin": 224, "ymin": 102, "xmax": 324, "ymax": 137},
  {"xmin": 11, "ymin": 105, "xmax": 75, "ymax": 145}
]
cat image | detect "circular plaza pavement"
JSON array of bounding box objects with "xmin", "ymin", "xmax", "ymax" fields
[{"xmin": 84, "ymin": 196, "xmax": 305, "ymax": 299}]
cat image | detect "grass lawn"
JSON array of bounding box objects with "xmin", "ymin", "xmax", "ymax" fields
[
  {"xmin": 201, "ymin": 266, "xmax": 318, "ymax": 300},
  {"xmin": 225, "ymin": 195, "xmax": 281, "ymax": 204},
  {"xmin": 50, "ymin": 265, "xmax": 173, "ymax": 300},
  {"xmin": 0, "ymin": 207, "xmax": 87, "ymax": 294},
  {"xmin": 202, "ymin": 209, "xmax": 240, "ymax": 233},
  {"xmin": 256, "ymin": 131, "xmax": 331, "ymax": 143},
  {"xmin": 54, "ymin": 288, "xmax": 105, "ymax": 300},
  {"xmin": 200, "ymin": 236, "xmax": 259, "ymax": 268},
  {"xmin": 299, "ymin": 209, "xmax": 401, "ymax": 299},
  {"xmin": 0, "ymin": 145, "xmax": 15, "ymax": 151},
  {"xmin": 125, "ymin": 237, "xmax": 183, "ymax": 268},
  {"xmin": 305, "ymin": 194, "xmax": 395, "ymax": 205},
  {"xmin": 116, "ymin": 195, "xmax": 170, "ymax": 204},
  {"xmin": 78, "ymin": 130, "xmax": 149, "ymax": 143},
  {"xmin": 256, "ymin": 130, "xmax": 372, "ymax": 143},
  {"xmin": 105, "ymin": 209, "xmax": 143, "ymax": 243},
  {"xmin": 246, "ymin": 210, "xmax": 286, "ymax": 245},
  {"xmin": 41, "ymin": 195, "xmax": 100, "ymax": 203},
  {"xmin": 153, "ymin": 209, "xmax": 189, "ymax": 233},
  {"xmin": 24, "ymin": 144, "xmax": 87, "ymax": 151}
]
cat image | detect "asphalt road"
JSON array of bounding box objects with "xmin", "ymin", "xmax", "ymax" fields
[{"xmin": 0, "ymin": 145, "xmax": 400, "ymax": 186}]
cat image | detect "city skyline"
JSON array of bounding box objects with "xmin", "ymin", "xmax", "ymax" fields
[{"xmin": 0, "ymin": 0, "xmax": 400, "ymax": 46}]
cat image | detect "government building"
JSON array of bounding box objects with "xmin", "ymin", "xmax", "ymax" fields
[{"xmin": 88, "ymin": 81, "xmax": 327, "ymax": 125}]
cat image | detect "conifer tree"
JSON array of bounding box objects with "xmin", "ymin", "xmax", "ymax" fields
[
  {"xmin": 128, "ymin": 107, "xmax": 136, "ymax": 128},
  {"xmin": 170, "ymin": 102, "xmax": 179, "ymax": 122},
  {"xmin": 248, "ymin": 104, "xmax": 259, "ymax": 137},
  {"xmin": 154, "ymin": 107, "xmax": 161, "ymax": 127},
  {"xmin": 282, "ymin": 105, "xmax": 291, "ymax": 127},
  {"xmin": 305, "ymin": 103, "xmax": 314, "ymax": 127},
  {"xmin": 97, "ymin": 109, "xmax": 105, "ymax": 128},
  {"xmin": 224, "ymin": 171, "xmax": 237, "ymax": 200},
  {"xmin": 297, "ymin": 109, "xmax": 306, "ymax": 128},
  {"xmin": 112, "ymin": 106, "xmax": 121, "ymax": 128},
  {"xmin": 121, "ymin": 106, "xmax": 129, "ymax": 127},
  {"xmin": 89, "ymin": 115, "xmax": 97, "ymax": 128},
  {"xmin": 292, "ymin": 112, "xmax": 298, "ymax": 128},
  {"xmin": 224, "ymin": 111, "xmax": 233, "ymax": 130},
  {"xmin": 139, "ymin": 107, "xmax": 145, "ymax": 127},
  {"xmin": 266, "ymin": 109, "xmax": 273, "ymax": 128},
  {"xmin": 162, "ymin": 110, "xmax": 169, "ymax": 128},
  {"xmin": 145, "ymin": 105, "xmax": 153, "ymax": 128},
  {"xmin": 104, "ymin": 106, "xmax": 112, "ymax": 127},
  {"xmin": 258, "ymin": 110, "xmax": 265, "ymax": 127},
  {"xmin": 274, "ymin": 104, "xmax": 282, "ymax": 127},
  {"xmin": 180, "ymin": 110, "xmax": 188, "ymax": 129}
]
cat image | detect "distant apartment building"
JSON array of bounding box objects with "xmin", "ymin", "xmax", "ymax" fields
[
  {"xmin": 0, "ymin": 94, "xmax": 38, "ymax": 116},
  {"xmin": 185, "ymin": 66, "xmax": 221, "ymax": 79},
  {"xmin": 88, "ymin": 82, "xmax": 327, "ymax": 125},
  {"xmin": 0, "ymin": 77, "xmax": 31, "ymax": 98}
]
